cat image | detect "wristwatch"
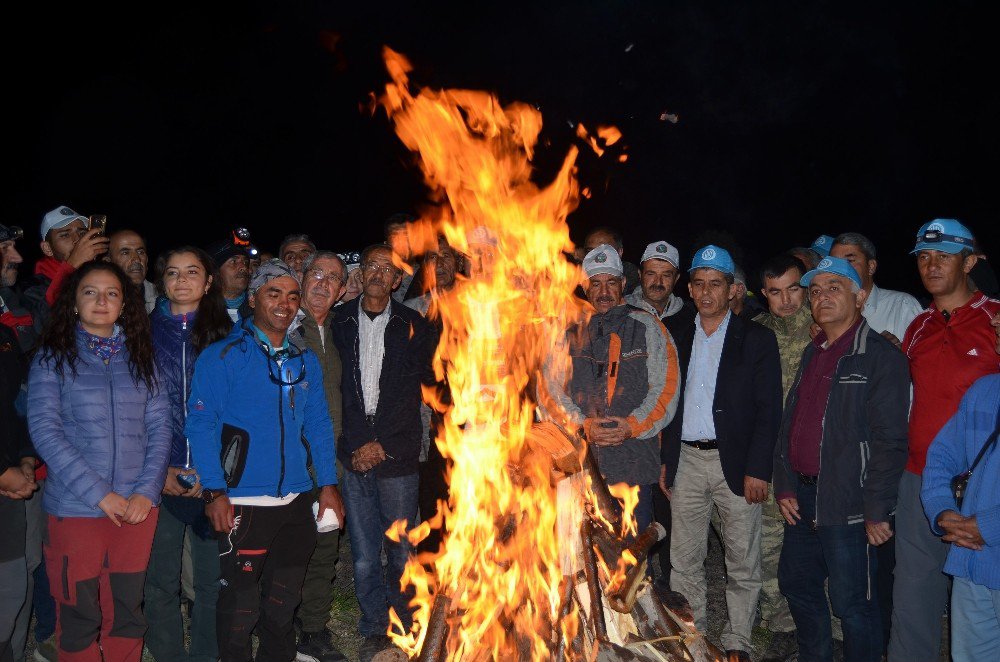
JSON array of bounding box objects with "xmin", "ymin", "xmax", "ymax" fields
[{"xmin": 202, "ymin": 489, "xmax": 227, "ymax": 504}]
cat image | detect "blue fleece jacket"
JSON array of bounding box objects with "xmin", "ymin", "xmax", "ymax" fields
[
  {"xmin": 184, "ymin": 319, "xmax": 337, "ymax": 496},
  {"xmin": 921, "ymin": 374, "xmax": 1000, "ymax": 590}
]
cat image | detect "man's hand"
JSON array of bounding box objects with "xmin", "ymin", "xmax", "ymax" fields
[
  {"xmin": 866, "ymin": 521, "xmax": 894, "ymax": 546},
  {"xmin": 352, "ymin": 441, "xmax": 387, "ymax": 472},
  {"xmin": 66, "ymin": 229, "xmax": 110, "ymax": 268},
  {"xmin": 778, "ymin": 497, "xmax": 801, "ymax": 525},
  {"xmin": 939, "ymin": 513, "xmax": 985, "ymax": 550},
  {"xmin": 162, "ymin": 467, "xmax": 187, "ymax": 496},
  {"xmin": 19, "ymin": 457, "xmax": 36, "ymax": 484},
  {"xmin": 317, "ymin": 485, "xmax": 346, "ymax": 528},
  {"xmin": 206, "ymin": 495, "xmax": 235, "ymax": 533},
  {"xmin": 0, "ymin": 466, "xmax": 37, "ymax": 499},
  {"xmin": 879, "ymin": 330, "xmax": 903, "ymax": 348},
  {"xmin": 98, "ymin": 492, "xmax": 129, "ymax": 527},
  {"xmin": 587, "ymin": 417, "xmax": 630, "ymax": 447},
  {"xmin": 123, "ymin": 494, "xmax": 153, "ymax": 525},
  {"xmin": 658, "ymin": 464, "xmax": 671, "ymax": 500},
  {"xmin": 744, "ymin": 476, "xmax": 768, "ymax": 504}
]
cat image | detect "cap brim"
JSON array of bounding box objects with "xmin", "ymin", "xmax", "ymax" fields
[
  {"xmin": 909, "ymin": 242, "xmax": 966, "ymax": 255},
  {"xmin": 585, "ymin": 268, "xmax": 623, "ymax": 278},
  {"xmin": 641, "ymin": 256, "xmax": 679, "ymax": 268}
]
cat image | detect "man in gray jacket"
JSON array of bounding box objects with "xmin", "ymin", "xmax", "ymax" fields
[{"xmin": 774, "ymin": 256, "xmax": 910, "ymax": 662}]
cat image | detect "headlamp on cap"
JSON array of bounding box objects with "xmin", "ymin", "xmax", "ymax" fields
[
  {"xmin": 0, "ymin": 225, "xmax": 24, "ymax": 243},
  {"xmin": 248, "ymin": 245, "xmax": 260, "ymax": 257},
  {"xmin": 232, "ymin": 227, "xmax": 251, "ymax": 246},
  {"xmin": 919, "ymin": 229, "xmax": 972, "ymax": 248}
]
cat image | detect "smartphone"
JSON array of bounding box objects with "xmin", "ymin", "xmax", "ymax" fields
[
  {"xmin": 90, "ymin": 215, "xmax": 108, "ymax": 236},
  {"xmin": 599, "ymin": 421, "xmax": 618, "ymax": 429},
  {"xmin": 176, "ymin": 472, "xmax": 199, "ymax": 489}
]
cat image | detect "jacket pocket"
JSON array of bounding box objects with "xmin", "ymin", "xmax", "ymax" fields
[{"xmin": 220, "ymin": 424, "xmax": 251, "ymax": 488}]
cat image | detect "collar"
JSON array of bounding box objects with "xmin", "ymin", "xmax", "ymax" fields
[
  {"xmin": 358, "ymin": 295, "xmax": 392, "ymax": 321},
  {"xmin": 34, "ymin": 256, "xmax": 69, "ymax": 280},
  {"xmin": 694, "ymin": 310, "xmax": 732, "ymax": 339},
  {"xmin": 765, "ymin": 303, "xmax": 813, "ymax": 335},
  {"xmin": 813, "ymin": 316, "xmax": 863, "ymax": 352},
  {"xmin": 251, "ymin": 322, "xmax": 289, "ymax": 357},
  {"xmin": 225, "ymin": 291, "xmax": 248, "ymax": 309},
  {"xmin": 626, "ymin": 285, "xmax": 684, "ymax": 319},
  {"xmin": 929, "ymin": 290, "xmax": 987, "ymax": 318}
]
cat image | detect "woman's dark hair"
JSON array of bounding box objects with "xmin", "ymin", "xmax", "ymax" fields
[
  {"xmin": 154, "ymin": 246, "xmax": 232, "ymax": 351},
  {"xmin": 37, "ymin": 261, "xmax": 157, "ymax": 391}
]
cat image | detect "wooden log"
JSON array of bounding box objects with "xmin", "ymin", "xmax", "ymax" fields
[
  {"xmin": 581, "ymin": 519, "xmax": 609, "ymax": 643},
  {"xmin": 417, "ymin": 593, "xmax": 451, "ymax": 662}
]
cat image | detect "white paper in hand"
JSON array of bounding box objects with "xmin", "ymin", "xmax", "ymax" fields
[{"xmin": 312, "ymin": 501, "xmax": 340, "ymax": 533}]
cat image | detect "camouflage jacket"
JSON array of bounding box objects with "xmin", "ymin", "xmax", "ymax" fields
[{"xmin": 753, "ymin": 304, "xmax": 813, "ymax": 402}]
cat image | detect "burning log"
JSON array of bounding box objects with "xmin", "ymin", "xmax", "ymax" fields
[
  {"xmin": 581, "ymin": 519, "xmax": 610, "ymax": 643},
  {"xmin": 417, "ymin": 593, "xmax": 452, "ymax": 662},
  {"xmin": 600, "ymin": 523, "xmax": 668, "ymax": 613}
]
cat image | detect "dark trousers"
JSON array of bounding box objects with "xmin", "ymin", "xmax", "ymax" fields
[
  {"xmin": 217, "ymin": 494, "xmax": 315, "ymax": 662},
  {"xmin": 144, "ymin": 501, "xmax": 220, "ymax": 662},
  {"xmin": 44, "ymin": 512, "xmax": 158, "ymax": 662},
  {"xmin": 778, "ymin": 482, "xmax": 882, "ymax": 662},
  {"xmin": 342, "ymin": 470, "xmax": 418, "ymax": 637},
  {"xmin": 297, "ymin": 525, "xmax": 341, "ymax": 634}
]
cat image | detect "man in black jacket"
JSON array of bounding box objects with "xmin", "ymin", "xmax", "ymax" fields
[
  {"xmin": 660, "ymin": 245, "xmax": 782, "ymax": 660},
  {"xmin": 330, "ymin": 244, "xmax": 434, "ymax": 658},
  {"xmin": 773, "ymin": 257, "xmax": 910, "ymax": 662}
]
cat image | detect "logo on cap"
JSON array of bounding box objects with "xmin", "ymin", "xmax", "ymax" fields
[
  {"xmin": 818, "ymin": 257, "xmax": 833, "ymax": 269},
  {"xmin": 595, "ymin": 252, "xmax": 608, "ymax": 263},
  {"xmin": 701, "ymin": 248, "xmax": 716, "ymax": 261},
  {"xmin": 59, "ymin": 207, "xmax": 74, "ymax": 216},
  {"xmin": 656, "ymin": 244, "xmax": 667, "ymax": 253},
  {"xmin": 928, "ymin": 222, "xmax": 945, "ymax": 233},
  {"xmin": 816, "ymin": 236, "xmax": 828, "ymax": 245}
]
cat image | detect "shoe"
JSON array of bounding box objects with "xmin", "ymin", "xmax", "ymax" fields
[
  {"xmin": 296, "ymin": 630, "xmax": 347, "ymax": 662},
  {"xmin": 34, "ymin": 637, "xmax": 58, "ymax": 662},
  {"xmin": 726, "ymin": 650, "xmax": 751, "ymax": 662},
  {"xmin": 358, "ymin": 634, "xmax": 392, "ymax": 662}
]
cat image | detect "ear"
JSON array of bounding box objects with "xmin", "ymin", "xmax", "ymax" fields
[
  {"xmin": 760, "ymin": 287, "xmax": 768, "ymax": 299},
  {"xmin": 248, "ymin": 293, "xmax": 257, "ymax": 309},
  {"xmin": 963, "ymin": 253, "xmax": 979, "ymax": 274},
  {"xmin": 855, "ymin": 287, "xmax": 869, "ymax": 309},
  {"xmin": 687, "ymin": 282, "xmax": 695, "ymax": 298},
  {"xmin": 867, "ymin": 258, "xmax": 877, "ymax": 277},
  {"xmin": 727, "ymin": 283, "xmax": 738, "ymax": 302},
  {"xmin": 40, "ymin": 241, "xmax": 54, "ymax": 258}
]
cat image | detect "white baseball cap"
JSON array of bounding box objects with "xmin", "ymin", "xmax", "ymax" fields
[
  {"xmin": 640, "ymin": 240, "xmax": 680, "ymax": 269},
  {"xmin": 582, "ymin": 244, "xmax": 624, "ymax": 278},
  {"xmin": 40, "ymin": 206, "xmax": 89, "ymax": 240}
]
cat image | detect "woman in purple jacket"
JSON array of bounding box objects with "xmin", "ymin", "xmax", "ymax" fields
[
  {"xmin": 143, "ymin": 247, "xmax": 231, "ymax": 662},
  {"xmin": 27, "ymin": 261, "xmax": 169, "ymax": 662}
]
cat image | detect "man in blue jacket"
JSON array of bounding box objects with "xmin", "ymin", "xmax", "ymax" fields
[
  {"xmin": 921, "ymin": 312, "xmax": 1000, "ymax": 660},
  {"xmin": 330, "ymin": 244, "xmax": 434, "ymax": 658},
  {"xmin": 186, "ymin": 260, "xmax": 344, "ymax": 662},
  {"xmin": 773, "ymin": 257, "xmax": 910, "ymax": 662},
  {"xmin": 660, "ymin": 245, "xmax": 783, "ymax": 660}
]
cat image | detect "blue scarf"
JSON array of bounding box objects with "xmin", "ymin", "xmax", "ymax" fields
[{"xmin": 77, "ymin": 323, "xmax": 124, "ymax": 364}]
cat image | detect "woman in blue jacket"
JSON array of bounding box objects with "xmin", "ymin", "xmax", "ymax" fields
[
  {"xmin": 27, "ymin": 261, "xmax": 170, "ymax": 662},
  {"xmin": 143, "ymin": 247, "xmax": 232, "ymax": 662}
]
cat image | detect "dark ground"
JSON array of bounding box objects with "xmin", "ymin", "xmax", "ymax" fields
[{"xmin": 24, "ymin": 525, "xmax": 948, "ymax": 661}]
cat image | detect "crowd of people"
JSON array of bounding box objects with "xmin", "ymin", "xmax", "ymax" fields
[{"xmin": 0, "ymin": 206, "xmax": 998, "ymax": 662}]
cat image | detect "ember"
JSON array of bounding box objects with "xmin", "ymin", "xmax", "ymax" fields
[{"xmin": 379, "ymin": 48, "xmax": 722, "ymax": 661}]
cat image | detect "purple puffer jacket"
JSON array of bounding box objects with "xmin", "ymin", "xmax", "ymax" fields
[{"xmin": 27, "ymin": 334, "xmax": 171, "ymax": 518}]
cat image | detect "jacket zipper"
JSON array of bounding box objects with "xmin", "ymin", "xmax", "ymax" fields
[
  {"xmin": 276, "ymin": 367, "xmax": 286, "ymax": 497},
  {"xmin": 182, "ymin": 314, "xmax": 190, "ymax": 468},
  {"xmin": 108, "ymin": 356, "xmax": 118, "ymax": 488}
]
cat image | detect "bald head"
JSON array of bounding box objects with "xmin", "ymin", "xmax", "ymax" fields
[{"xmin": 108, "ymin": 230, "xmax": 148, "ymax": 285}]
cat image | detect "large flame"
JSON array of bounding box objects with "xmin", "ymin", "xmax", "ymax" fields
[{"xmin": 380, "ymin": 47, "xmax": 629, "ymax": 660}]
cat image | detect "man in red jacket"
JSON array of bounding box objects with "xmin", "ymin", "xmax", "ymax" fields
[
  {"xmin": 22, "ymin": 206, "xmax": 108, "ymax": 322},
  {"xmin": 889, "ymin": 218, "xmax": 1000, "ymax": 661}
]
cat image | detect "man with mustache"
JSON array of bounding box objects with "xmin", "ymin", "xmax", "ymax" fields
[
  {"xmin": 890, "ymin": 219, "xmax": 1000, "ymax": 661},
  {"xmin": 540, "ymin": 244, "xmax": 680, "ymax": 541},
  {"xmin": 774, "ymin": 256, "xmax": 910, "ymax": 662},
  {"xmin": 0, "ymin": 223, "xmax": 39, "ymax": 352},
  {"xmin": 107, "ymin": 230, "xmax": 156, "ymax": 312},
  {"xmin": 207, "ymin": 238, "xmax": 252, "ymax": 322},
  {"xmin": 660, "ymin": 245, "xmax": 782, "ymax": 661},
  {"xmin": 625, "ymin": 240, "xmax": 695, "ymax": 339},
  {"xmin": 330, "ymin": 244, "xmax": 434, "ymax": 659}
]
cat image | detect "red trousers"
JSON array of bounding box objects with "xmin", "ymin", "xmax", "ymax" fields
[{"xmin": 43, "ymin": 511, "xmax": 158, "ymax": 662}]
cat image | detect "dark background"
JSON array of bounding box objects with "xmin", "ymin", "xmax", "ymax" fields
[{"xmin": 9, "ymin": 1, "xmax": 998, "ymax": 295}]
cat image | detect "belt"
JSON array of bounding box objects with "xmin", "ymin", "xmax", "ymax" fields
[
  {"xmin": 682, "ymin": 439, "xmax": 718, "ymax": 450},
  {"xmin": 365, "ymin": 414, "xmax": 376, "ymax": 427},
  {"xmin": 797, "ymin": 473, "xmax": 819, "ymax": 485}
]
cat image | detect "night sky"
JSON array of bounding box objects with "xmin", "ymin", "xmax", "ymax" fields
[{"xmin": 11, "ymin": 1, "xmax": 998, "ymax": 295}]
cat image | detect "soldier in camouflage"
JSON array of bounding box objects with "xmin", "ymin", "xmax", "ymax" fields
[{"xmin": 752, "ymin": 253, "xmax": 812, "ymax": 651}]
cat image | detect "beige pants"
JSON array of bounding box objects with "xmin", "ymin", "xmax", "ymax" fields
[{"xmin": 670, "ymin": 444, "xmax": 762, "ymax": 652}]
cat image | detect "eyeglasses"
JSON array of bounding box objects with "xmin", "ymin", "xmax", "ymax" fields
[
  {"xmin": 361, "ymin": 263, "xmax": 398, "ymax": 276},
  {"xmin": 305, "ymin": 269, "xmax": 347, "ymax": 285}
]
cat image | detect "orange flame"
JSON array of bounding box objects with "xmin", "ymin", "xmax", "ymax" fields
[{"xmin": 379, "ymin": 47, "xmax": 630, "ymax": 660}]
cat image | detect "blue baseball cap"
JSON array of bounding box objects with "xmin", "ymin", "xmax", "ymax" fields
[
  {"xmin": 910, "ymin": 219, "xmax": 975, "ymax": 255},
  {"xmin": 810, "ymin": 235, "xmax": 835, "ymax": 257},
  {"xmin": 689, "ymin": 245, "xmax": 735, "ymax": 276},
  {"xmin": 800, "ymin": 256, "xmax": 863, "ymax": 290}
]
